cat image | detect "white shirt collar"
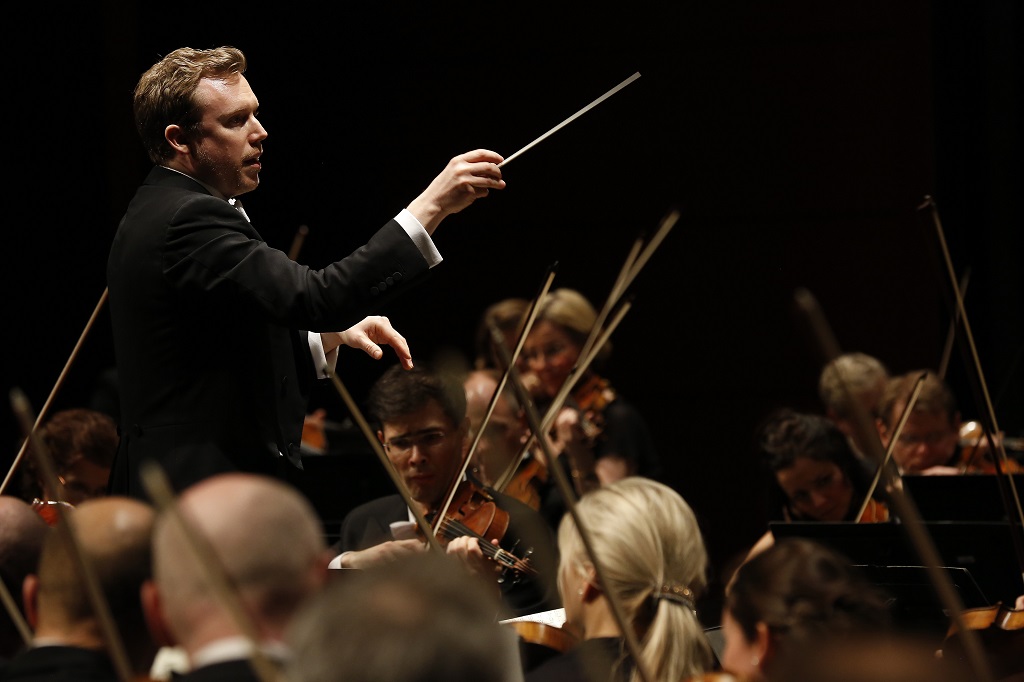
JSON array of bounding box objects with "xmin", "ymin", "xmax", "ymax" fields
[{"xmin": 190, "ymin": 636, "xmax": 290, "ymax": 668}]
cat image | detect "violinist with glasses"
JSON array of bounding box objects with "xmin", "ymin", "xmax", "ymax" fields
[
  {"xmin": 21, "ymin": 408, "xmax": 117, "ymax": 525},
  {"xmin": 331, "ymin": 364, "xmax": 560, "ymax": 618},
  {"xmin": 876, "ymin": 370, "xmax": 1023, "ymax": 475}
]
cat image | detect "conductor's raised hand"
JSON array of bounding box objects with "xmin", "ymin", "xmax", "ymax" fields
[
  {"xmin": 406, "ymin": 149, "xmax": 506, "ymax": 234},
  {"xmin": 336, "ymin": 315, "xmax": 414, "ymax": 369}
]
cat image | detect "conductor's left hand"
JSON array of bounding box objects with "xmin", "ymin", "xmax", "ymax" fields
[{"xmin": 335, "ymin": 315, "xmax": 413, "ymax": 369}]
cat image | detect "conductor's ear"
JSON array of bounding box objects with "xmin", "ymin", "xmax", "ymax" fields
[{"xmin": 165, "ymin": 125, "xmax": 190, "ymax": 155}]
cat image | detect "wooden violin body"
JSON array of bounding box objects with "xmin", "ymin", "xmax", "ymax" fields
[
  {"xmin": 942, "ymin": 603, "xmax": 1024, "ymax": 679},
  {"xmin": 427, "ymin": 480, "xmax": 537, "ymax": 581},
  {"xmin": 502, "ymin": 452, "xmax": 548, "ymax": 512}
]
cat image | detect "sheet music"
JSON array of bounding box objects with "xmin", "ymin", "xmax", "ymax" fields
[{"xmin": 499, "ymin": 607, "xmax": 566, "ymax": 628}]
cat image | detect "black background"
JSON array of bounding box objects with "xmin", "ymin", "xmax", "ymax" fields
[{"xmin": 4, "ymin": 2, "xmax": 1022, "ymax": 605}]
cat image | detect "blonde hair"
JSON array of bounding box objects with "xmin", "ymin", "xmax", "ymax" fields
[
  {"xmin": 537, "ymin": 288, "xmax": 612, "ymax": 365},
  {"xmin": 558, "ymin": 477, "xmax": 712, "ymax": 681}
]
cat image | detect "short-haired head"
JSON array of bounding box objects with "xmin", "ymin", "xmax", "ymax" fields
[
  {"xmin": 367, "ymin": 364, "xmax": 467, "ymax": 430},
  {"xmin": 23, "ymin": 408, "xmax": 117, "ymax": 503},
  {"xmin": 818, "ymin": 353, "xmax": 889, "ymax": 420},
  {"xmin": 286, "ymin": 552, "xmax": 519, "ymax": 682},
  {"xmin": 134, "ymin": 46, "xmax": 247, "ymax": 164},
  {"xmin": 878, "ymin": 370, "xmax": 958, "ymax": 429}
]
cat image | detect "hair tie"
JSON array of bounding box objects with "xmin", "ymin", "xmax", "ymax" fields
[{"xmin": 652, "ymin": 583, "xmax": 696, "ymax": 612}]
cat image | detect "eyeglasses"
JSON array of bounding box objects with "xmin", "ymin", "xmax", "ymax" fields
[
  {"xmin": 383, "ymin": 429, "xmax": 450, "ymax": 456},
  {"xmin": 897, "ymin": 431, "xmax": 955, "ymax": 447}
]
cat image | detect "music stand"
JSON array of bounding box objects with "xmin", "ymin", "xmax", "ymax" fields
[
  {"xmin": 854, "ymin": 564, "xmax": 988, "ymax": 641},
  {"xmin": 901, "ymin": 473, "xmax": 1024, "ymax": 521},
  {"xmin": 769, "ymin": 521, "xmax": 1023, "ymax": 607}
]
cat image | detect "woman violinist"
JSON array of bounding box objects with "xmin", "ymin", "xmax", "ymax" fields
[
  {"xmin": 739, "ymin": 409, "xmax": 889, "ymax": 566},
  {"xmin": 525, "ymin": 477, "xmax": 715, "ymax": 682},
  {"xmin": 518, "ymin": 289, "xmax": 660, "ymax": 523}
]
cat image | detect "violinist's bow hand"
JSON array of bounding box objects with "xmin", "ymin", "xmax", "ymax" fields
[{"xmin": 340, "ymin": 539, "xmax": 426, "ymax": 569}]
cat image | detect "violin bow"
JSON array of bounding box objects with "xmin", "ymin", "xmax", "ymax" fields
[
  {"xmin": 918, "ymin": 196, "xmax": 1024, "ymax": 583},
  {"xmin": 501, "ymin": 298, "xmax": 633, "ymax": 500},
  {"xmin": 139, "ymin": 462, "xmax": 281, "ymax": 682},
  {"xmin": 0, "ymin": 580, "xmax": 30, "ymax": 650},
  {"xmin": 9, "ymin": 388, "xmax": 134, "ymax": 682},
  {"xmin": 496, "ymin": 209, "xmax": 678, "ymax": 496},
  {"xmin": 489, "ymin": 323, "xmax": 655, "ymax": 682},
  {"xmin": 325, "ymin": 370, "xmax": 443, "ymax": 552},
  {"xmin": 0, "ymin": 288, "xmax": 109, "ymax": 497},
  {"xmin": 449, "ymin": 262, "xmax": 558, "ymax": 529},
  {"xmin": 852, "ymin": 372, "xmax": 926, "ymax": 521},
  {"xmin": 577, "ymin": 208, "xmax": 678, "ymax": 378},
  {"xmin": 794, "ymin": 289, "xmax": 995, "ymax": 682},
  {"xmin": 937, "ymin": 268, "xmax": 970, "ymax": 381}
]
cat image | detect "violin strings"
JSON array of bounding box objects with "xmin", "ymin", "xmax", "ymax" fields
[{"xmin": 437, "ymin": 518, "xmax": 536, "ymax": 575}]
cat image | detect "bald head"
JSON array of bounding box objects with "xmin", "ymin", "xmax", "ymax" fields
[
  {"xmin": 463, "ymin": 370, "xmax": 526, "ymax": 486},
  {"xmin": 0, "ymin": 496, "xmax": 47, "ymax": 585},
  {"xmin": 0, "ymin": 496, "xmax": 48, "ymax": 657},
  {"xmin": 27, "ymin": 496, "xmax": 156, "ymax": 671},
  {"xmin": 152, "ymin": 474, "xmax": 327, "ymax": 649}
]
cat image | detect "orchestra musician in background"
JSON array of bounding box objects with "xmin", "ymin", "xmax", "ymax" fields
[
  {"xmin": 877, "ymin": 370, "xmax": 1023, "ymax": 475},
  {"xmin": 721, "ymin": 538, "xmax": 892, "ymax": 682},
  {"xmin": 331, "ymin": 364, "xmax": 560, "ymax": 618},
  {"xmin": 818, "ymin": 352, "xmax": 890, "ymax": 441},
  {"xmin": 21, "ymin": 408, "xmax": 117, "ymax": 525},
  {"xmin": 525, "ymin": 477, "xmax": 714, "ymax": 682},
  {"xmin": 737, "ymin": 409, "xmax": 889, "ymax": 568}
]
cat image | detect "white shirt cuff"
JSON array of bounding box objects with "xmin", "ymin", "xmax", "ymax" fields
[
  {"xmin": 328, "ymin": 552, "xmax": 353, "ymax": 569},
  {"xmin": 395, "ymin": 209, "xmax": 442, "ymax": 268},
  {"xmin": 308, "ymin": 331, "xmax": 338, "ymax": 379}
]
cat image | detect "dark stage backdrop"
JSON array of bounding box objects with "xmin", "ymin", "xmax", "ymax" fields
[{"xmin": 4, "ymin": 2, "xmax": 1021, "ymax": 607}]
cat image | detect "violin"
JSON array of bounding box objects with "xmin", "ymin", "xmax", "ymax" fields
[
  {"xmin": 426, "ymin": 479, "xmax": 537, "ymax": 581},
  {"xmin": 856, "ymin": 497, "xmax": 890, "ymax": 523},
  {"xmin": 31, "ymin": 498, "xmax": 74, "ymax": 526},
  {"xmin": 501, "ymin": 449, "xmax": 548, "ymax": 512},
  {"xmin": 543, "ymin": 373, "xmax": 619, "ymax": 496},
  {"xmin": 957, "ymin": 421, "xmax": 1024, "ymax": 474},
  {"xmin": 567, "ymin": 374, "xmax": 617, "ymax": 443},
  {"xmin": 941, "ymin": 602, "xmax": 1024, "ymax": 678}
]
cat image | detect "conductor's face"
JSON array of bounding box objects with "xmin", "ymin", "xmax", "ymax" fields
[
  {"xmin": 379, "ymin": 399, "xmax": 467, "ymax": 510},
  {"xmin": 189, "ymin": 74, "xmax": 267, "ymax": 199}
]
